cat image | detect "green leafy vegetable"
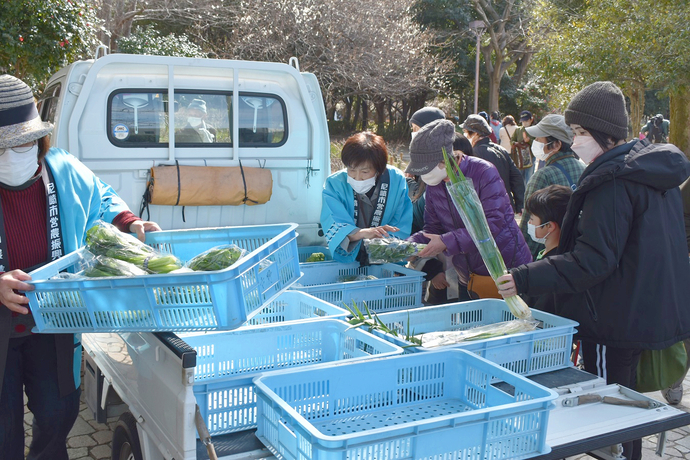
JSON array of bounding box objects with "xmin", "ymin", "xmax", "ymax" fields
[
  {"xmin": 305, "ymin": 252, "xmax": 326, "ymax": 262},
  {"xmin": 83, "ymin": 255, "xmax": 148, "ymax": 278},
  {"xmin": 364, "ymin": 239, "xmax": 426, "ymax": 264},
  {"xmin": 86, "ymin": 221, "xmax": 182, "ymax": 274},
  {"xmin": 186, "ymin": 244, "xmax": 246, "ymax": 271}
]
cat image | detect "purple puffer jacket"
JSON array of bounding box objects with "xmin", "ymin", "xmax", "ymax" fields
[{"xmin": 409, "ymin": 155, "xmax": 532, "ymax": 285}]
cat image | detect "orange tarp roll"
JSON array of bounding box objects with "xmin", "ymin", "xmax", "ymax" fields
[{"xmin": 148, "ymin": 164, "xmax": 272, "ymax": 206}]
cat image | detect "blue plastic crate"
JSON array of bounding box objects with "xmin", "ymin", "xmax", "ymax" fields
[
  {"xmin": 25, "ymin": 224, "xmax": 300, "ymax": 333},
  {"xmin": 372, "ymin": 299, "xmax": 578, "ymax": 376},
  {"xmin": 290, "ymin": 262, "xmax": 424, "ymax": 313},
  {"xmin": 245, "ymin": 291, "xmax": 349, "ymax": 326},
  {"xmin": 254, "ymin": 349, "xmax": 558, "ymax": 460},
  {"xmin": 184, "ymin": 319, "xmax": 403, "ymax": 435},
  {"xmin": 297, "ymin": 246, "xmax": 333, "ymax": 263}
]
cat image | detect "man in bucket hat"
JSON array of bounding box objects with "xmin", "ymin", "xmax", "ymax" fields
[
  {"xmin": 461, "ymin": 114, "xmax": 525, "ymax": 214},
  {"xmin": 518, "ymin": 114, "xmax": 585, "ymax": 259},
  {"xmin": 0, "ymin": 74, "xmax": 161, "ymax": 459},
  {"xmin": 407, "ymin": 119, "xmax": 531, "ymax": 301}
]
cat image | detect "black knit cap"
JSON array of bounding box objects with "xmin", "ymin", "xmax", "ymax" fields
[
  {"xmin": 564, "ymin": 81, "xmax": 629, "ymax": 140},
  {"xmin": 409, "ymin": 107, "xmax": 445, "ymax": 129},
  {"xmin": 406, "ymin": 119, "xmax": 455, "ymax": 175}
]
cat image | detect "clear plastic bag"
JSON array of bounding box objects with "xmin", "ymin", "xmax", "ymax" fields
[
  {"xmin": 86, "ymin": 221, "xmax": 182, "ymax": 273},
  {"xmin": 337, "ymin": 274, "xmax": 379, "ymax": 282},
  {"xmin": 364, "ymin": 238, "xmax": 426, "ymax": 264},
  {"xmin": 185, "ymin": 244, "xmax": 247, "ymax": 271},
  {"xmin": 415, "ymin": 320, "xmax": 539, "ymax": 348}
]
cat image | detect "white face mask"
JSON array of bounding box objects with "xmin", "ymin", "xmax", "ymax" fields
[
  {"xmin": 347, "ymin": 174, "xmax": 377, "ymax": 195},
  {"xmin": 188, "ymin": 117, "xmax": 203, "ymax": 128},
  {"xmin": 420, "ymin": 165, "xmax": 447, "ymax": 186},
  {"xmin": 411, "ymin": 131, "xmax": 418, "ymax": 141},
  {"xmin": 0, "ymin": 143, "xmax": 39, "ymax": 187},
  {"xmin": 531, "ymin": 140, "xmax": 554, "ymax": 161},
  {"xmin": 571, "ymin": 135, "xmax": 604, "ymax": 164},
  {"xmin": 527, "ymin": 221, "xmax": 551, "ymax": 244}
]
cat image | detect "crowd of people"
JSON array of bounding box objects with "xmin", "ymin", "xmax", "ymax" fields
[
  {"xmin": 321, "ymin": 81, "xmax": 690, "ymax": 460},
  {"xmin": 0, "ymin": 62, "xmax": 688, "ymax": 460}
]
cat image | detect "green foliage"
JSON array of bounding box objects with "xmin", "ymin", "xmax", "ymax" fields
[
  {"xmin": 116, "ymin": 25, "xmax": 206, "ymax": 58},
  {"xmin": 532, "ymin": 0, "xmax": 690, "ymax": 106},
  {"xmin": 0, "ymin": 0, "xmax": 102, "ymax": 88}
]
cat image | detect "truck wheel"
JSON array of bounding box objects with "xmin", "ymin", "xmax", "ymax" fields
[{"xmin": 111, "ymin": 412, "xmax": 143, "ymax": 460}]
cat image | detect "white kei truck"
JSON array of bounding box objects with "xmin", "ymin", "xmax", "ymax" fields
[{"xmin": 38, "ymin": 50, "xmax": 690, "ymax": 460}]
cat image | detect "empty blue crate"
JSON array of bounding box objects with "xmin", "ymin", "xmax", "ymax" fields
[
  {"xmin": 254, "ymin": 349, "xmax": 558, "ymax": 460},
  {"xmin": 184, "ymin": 319, "xmax": 403, "ymax": 435},
  {"xmin": 290, "ymin": 262, "xmax": 424, "ymax": 313},
  {"xmin": 373, "ymin": 299, "xmax": 579, "ymax": 376},
  {"xmin": 245, "ymin": 291, "xmax": 348, "ymax": 326},
  {"xmin": 26, "ymin": 224, "xmax": 300, "ymax": 333}
]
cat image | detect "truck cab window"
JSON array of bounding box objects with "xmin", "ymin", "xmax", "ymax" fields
[
  {"xmin": 109, "ymin": 91, "xmax": 167, "ymax": 145},
  {"xmin": 108, "ymin": 90, "xmax": 287, "ymax": 147}
]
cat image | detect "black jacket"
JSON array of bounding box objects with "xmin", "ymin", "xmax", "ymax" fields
[
  {"xmin": 472, "ymin": 137, "xmax": 525, "ymax": 211},
  {"xmin": 511, "ymin": 139, "xmax": 690, "ymax": 349}
]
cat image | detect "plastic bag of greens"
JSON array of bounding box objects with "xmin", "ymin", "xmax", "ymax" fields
[
  {"xmin": 337, "ymin": 274, "xmax": 379, "ymax": 282},
  {"xmin": 305, "ymin": 252, "xmax": 326, "ymax": 262},
  {"xmin": 364, "ymin": 238, "xmax": 426, "ymax": 264},
  {"xmin": 81, "ymin": 251, "xmax": 149, "ymax": 278},
  {"xmin": 86, "ymin": 221, "xmax": 182, "ymax": 274},
  {"xmin": 186, "ymin": 244, "xmax": 246, "ymax": 271}
]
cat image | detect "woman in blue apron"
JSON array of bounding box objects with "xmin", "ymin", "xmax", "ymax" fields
[
  {"xmin": 0, "ymin": 74, "xmax": 160, "ymax": 460},
  {"xmin": 321, "ymin": 131, "xmax": 412, "ymax": 263}
]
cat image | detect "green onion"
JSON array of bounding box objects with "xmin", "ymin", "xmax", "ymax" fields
[{"xmin": 443, "ymin": 147, "xmax": 532, "ymax": 320}]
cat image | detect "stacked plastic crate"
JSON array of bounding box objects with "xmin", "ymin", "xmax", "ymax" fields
[{"xmin": 292, "ymin": 245, "xmax": 427, "ymax": 313}]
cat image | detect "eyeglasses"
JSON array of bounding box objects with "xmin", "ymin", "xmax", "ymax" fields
[{"xmin": 0, "ymin": 140, "xmax": 37, "ymax": 156}]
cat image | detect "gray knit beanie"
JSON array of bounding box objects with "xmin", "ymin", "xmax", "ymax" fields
[
  {"xmin": 406, "ymin": 119, "xmax": 455, "ymax": 175},
  {"xmin": 0, "ymin": 75, "xmax": 54, "ymax": 148},
  {"xmin": 564, "ymin": 81, "xmax": 629, "ymax": 140},
  {"xmin": 409, "ymin": 107, "xmax": 445, "ymax": 129}
]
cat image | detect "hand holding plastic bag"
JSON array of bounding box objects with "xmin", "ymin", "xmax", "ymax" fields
[{"xmin": 364, "ymin": 238, "xmax": 427, "ymax": 264}]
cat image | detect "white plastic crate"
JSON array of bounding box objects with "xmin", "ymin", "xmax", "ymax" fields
[
  {"xmin": 373, "ymin": 299, "xmax": 578, "ymax": 376},
  {"xmin": 254, "ymin": 349, "xmax": 558, "ymax": 460},
  {"xmin": 185, "ymin": 319, "xmax": 403, "ymax": 435},
  {"xmin": 290, "ymin": 262, "xmax": 424, "ymax": 313},
  {"xmin": 26, "ymin": 224, "xmax": 300, "ymax": 333},
  {"xmin": 245, "ymin": 291, "xmax": 348, "ymax": 326}
]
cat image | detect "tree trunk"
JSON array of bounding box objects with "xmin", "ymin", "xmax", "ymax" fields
[
  {"xmin": 401, "ymin": 99, "xmax": 409, "ymax": 125},
  {"xmin": 487, "ymin": 69, "xmax": 501, "ymax": 114},
  {"xmin": 351, "ymin": 97, "xmax": 361, "ymax": 132},
  {"xmin": 374, "ymin": 100, "xmax": 386, "ymax": 134},
  {"xmin": 388, "ymin": 100, "xmax": 394, "ymax": 126},
  {"xmin": 627, "ymin": 82, "xmax": 645, "ymax": 140},
  {"xmin": 344, "ymin": 97, "xmax": 353, "ymax": 126},
  {"xmin": 361, "ymin": 99, "xmax": 369, "ymax": 131},
  {"xmin": 670, "ymin": 87, "xmax": 690, "ymax": 158}
]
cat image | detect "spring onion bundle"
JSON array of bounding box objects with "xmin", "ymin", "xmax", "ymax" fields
[
  {"xmin": 414, "ymin": 320, "xmax": 539, "ymax": 348},
  {"xmin": 443, "ymin": 148, "xmax": 532, "ymax": 320}
]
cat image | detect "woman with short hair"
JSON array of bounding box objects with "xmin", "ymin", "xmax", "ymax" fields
[{"xmin": 321, "ymin": 131, "xmax": 412, "ymax": 263}]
